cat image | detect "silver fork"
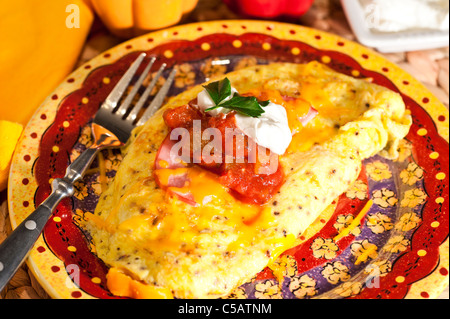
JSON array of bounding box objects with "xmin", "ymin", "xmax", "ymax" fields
[{"xmin": 0, "ymin": 53, "xmax": 176, "ymax": 291}]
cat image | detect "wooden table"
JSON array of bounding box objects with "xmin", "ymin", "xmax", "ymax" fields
[{"xmin": 1, "ymin": 0, "xmax": 448, "ymax": 299}]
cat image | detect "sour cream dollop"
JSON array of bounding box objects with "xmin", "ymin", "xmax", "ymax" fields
[{"xmin": 196, "ymin": 87, "xmax": 292, "ymax": 155}]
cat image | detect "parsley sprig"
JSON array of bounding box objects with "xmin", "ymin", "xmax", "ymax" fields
[{"xmin": 203, "ymin": 78, "xmax": 269, "ymax": 117}]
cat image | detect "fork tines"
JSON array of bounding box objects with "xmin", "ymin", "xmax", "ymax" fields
[{"xmin": 108, "ymin": 52, "xmax": 176, "ymax": 126}]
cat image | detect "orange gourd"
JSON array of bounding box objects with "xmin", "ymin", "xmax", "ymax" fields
[
  {"xmin": 0, "ymin": 0, "xmax": 94, "ymax": 126},
  {"xmin": 89, "ymin": 0, "xmax": 199, "ymax": 38}
]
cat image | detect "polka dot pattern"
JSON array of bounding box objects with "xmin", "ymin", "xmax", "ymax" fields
[
  {"xmin": 436, "ymin": 172, "xmax": 446, "ymax": 180},
  {"xmin": 232, "ymin": 40, "xmax": 242, "ymax": 48},
  {"xmin": 164, "ymin": 50, "xmax": 174, "ymax": 58},
  {"xmin": 71, "ymin": 291, "xmax": 82, "ymax": 298},
  {"xmin": 429, "ymin": 152, "xmax": 439, "ymax": 159},
  {"xmin": 262, "ymin": 43, "xmax": 271, "ymax": 50},
  {"xmin": 321, "ymin": 56, "xmax": 331, "ymax": 64},
  {"xmin": 201, "ymin": 43, "xmax": 211, "ymax": 51},
  {"xmin": 291, "ymin": 47, "xmax": 300, "ymax": 55},
  {"xmin": 67, "ymin": 246, "xmax": 77, "ymax": 252},
  {"xmin": 431, "ymin": 221, "xmax": 440, "ymax": 228},
  {"xmin": 396, "ymin": 276, "xmax": 405, "ymax": 283},
  {"xmin": 417, "ymin": 128, "xmax": 428, "ymax": 136},
  {"xmin": 420, "ymin": 291, "xmax": 430, "ymax": 298},
  {"xmin": 417, "ymin": 250, "xmax": 427, "ymax": 257}
]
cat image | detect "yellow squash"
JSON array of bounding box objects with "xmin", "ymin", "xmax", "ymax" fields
[
  {"xmin": 0, "ymin": 0, "xmax": 94, "ymax": 126},
  {"xmin": 89, "ymin": 0, "xmax": 199, "ymax": 38},
  {"xmin": 0, "ymin": 120, "xmax": 23, "ymax": 191}
]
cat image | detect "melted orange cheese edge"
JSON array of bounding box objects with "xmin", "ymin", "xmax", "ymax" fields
[{"xmin": 106, "ymin": 267, "xmax": 173, "ymax": 299}]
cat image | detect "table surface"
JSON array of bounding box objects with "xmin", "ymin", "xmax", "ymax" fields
[{"xmin": 0, "ymin": 0, "xmax": 448, "ymax": 299}]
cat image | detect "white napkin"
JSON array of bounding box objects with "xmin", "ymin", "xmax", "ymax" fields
[{"xmin": 360, "ymin": 0, "xmax": 449, "ymax": 32}]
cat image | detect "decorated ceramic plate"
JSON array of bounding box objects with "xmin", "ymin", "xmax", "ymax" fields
[{"xmin": 8, "ymin": 20, "xmax": 449, "ymax": 299}]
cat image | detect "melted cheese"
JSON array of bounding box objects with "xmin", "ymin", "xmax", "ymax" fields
[
  {"xmin": 152, "ymin": 166, "xmax": 280, "ymax": 251},
  {"xmin": 106, "ymin": 267, "xmax": 173, "ymax": 299}
]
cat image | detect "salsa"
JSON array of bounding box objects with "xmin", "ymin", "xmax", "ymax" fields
[{"xmin": 158, "ymin": 100, "xmax": 284, "ymax": 205}]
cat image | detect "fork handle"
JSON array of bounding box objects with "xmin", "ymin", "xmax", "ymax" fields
[
  {"xmin": 64, "ymin": 147, "xmax": 99, "ymax": 183},
  {"xmin": 0, "ymin": 147, "xmax": 100, "ymax": 292}
]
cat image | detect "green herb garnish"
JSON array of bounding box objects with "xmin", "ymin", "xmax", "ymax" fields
[{"xmin": 203, "ymin": 78, "xmax": 269, "ymax": 117}]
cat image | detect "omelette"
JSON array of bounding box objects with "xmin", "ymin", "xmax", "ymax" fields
[{"xmin": 83, "ymin": 61, "xmax": 412, "ymax": 299}]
